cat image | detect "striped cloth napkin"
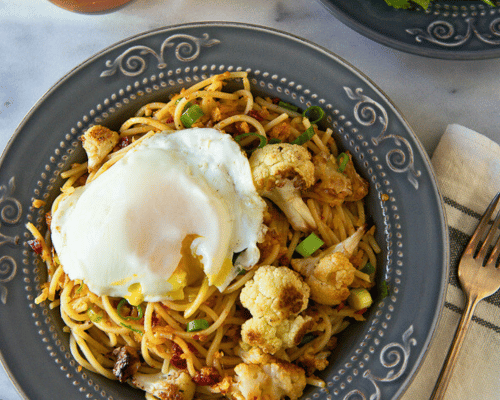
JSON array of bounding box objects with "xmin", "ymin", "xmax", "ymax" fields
[{"xmin": 401, "ymin": 124, "xmax": 500, "ymax": 399}]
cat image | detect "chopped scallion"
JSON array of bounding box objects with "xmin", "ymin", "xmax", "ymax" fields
[
  {"xmin": 117, "ymin": 298, "xmax": 144, "ymax": 321},
  {"xmin": 295, "ymin": 233, "xmax": 324, "ymax": 257},
  {"xmin": 120, "ymin": 322, "xmax": 144, "ymax": 335},
  {"xmin": 278, "ymin": 101, "xmax": 298, "ymax": 112},
  {"xmin": 299, "ymin": 332, "xmax": 316, "ymax": 346},
  {"xmin": 302, "ymin": 106, "xmax": 325, "ymax": 124},
  {"xmin": 290, "ymin": 126, "xmax": 316, "ymax": 146},
  {"xmin": 180, "ymin": 104, "xmax": 204, "ymax": 128},
  {"xmin": 187, "ymin": 319, "xmax": 209, "ymax": 332},
  {"xmin": 234, "ymin": 132, "xmax": 268, "ymax": 153},
  {"xmin": 268, "ymin": 138, "xmax": 282, "ymax": 144},
  {"xmin": 347, "ymin": 288, "xmax": 373, "ymax": 311},
  {"xmin": 87, "ymin": 308, "xmax": 103, "ymax": 323},
  {"xmin": 337, "ymin": 152, "xmax": 349, "ymax": 173}
]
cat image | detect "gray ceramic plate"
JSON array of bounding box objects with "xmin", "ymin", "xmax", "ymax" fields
[
  {"xmin": 0, "ymin": 22, "xmax": 448, "ymax": 400},
  {"xmin": 319, "ymin": 0, "xmax": 500, "ymax": 59}
]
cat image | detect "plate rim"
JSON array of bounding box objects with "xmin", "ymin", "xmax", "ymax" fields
[
  {"xmin": 0, "ymin": 21, "xmax": 450, "ymax": 400},
  {"xmin": 318, "ymin": 0, "xmax": 500, "ymax": 60}
]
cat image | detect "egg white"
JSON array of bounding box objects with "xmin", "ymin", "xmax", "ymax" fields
[{"xmin": 51, "ymin": 128, "xmax": 266, "ymax": 304}]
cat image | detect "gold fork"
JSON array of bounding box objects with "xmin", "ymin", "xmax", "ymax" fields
[{"xmin": 432, "ymin": 192, "xmax": 500, "ymax": 400}]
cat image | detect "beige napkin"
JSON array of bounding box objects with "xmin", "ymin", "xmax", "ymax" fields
[{"xmin": 401, "ymin": 124, "xmax": 500, "ymax": 400}]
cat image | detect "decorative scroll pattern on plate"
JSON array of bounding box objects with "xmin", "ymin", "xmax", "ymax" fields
[
  {"xmin": 344, "ymin": 325, "xmax": 417, "ymax": 400},
  {"xmin": 0, "ymin": 177, "xmax": 22, "ymax": 304},
  {"xmin": 406, "ymin": 17, "xmax": 500, "ymax": 47},
  {"xmin": 100, "ymin": 33, "xmax": 221, "ymax": 77},
  {"xmin": 344, "ymin": 87, "xmax": 421, "ymax": 189}
]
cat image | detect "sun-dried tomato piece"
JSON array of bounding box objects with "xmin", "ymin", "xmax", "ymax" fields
[
  {"xmin": 248, "ymin": 110, "xmax": 264, "ymax": 122},
  {"xmin": 192, "ymin": 367, "xmax": 221, "ymax": 386},
  {"xmin": 28, "ymin": 239, "xmax": 43, "ymax": 254}
]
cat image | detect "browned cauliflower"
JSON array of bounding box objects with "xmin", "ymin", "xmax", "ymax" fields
[
  {"xmin": 130, "ymin": 368, "xmax": 195, "ymax": 400},
  {"xmin": 241, "ymin": 315, "xmax": 314, "ymax": 354},
  {"xmin": 249, "ymin": 143, "xmax": 317, "ymax": 232},
  {"xmin": 240, "ymin": 266, "xmax": 310, "ymax": 325},
  {"xmin": 306, "ymin": 151, "xmax": 368, "ymax": 205},
  {"xmin": 291, "ymin": 226, "xmax": 365, "ymax": 306},
  {"xmin": 80, "ymin": 125, "xmax": 120, "ymax": 172},
  {"xmin": 230, "ymin": 360, "xmax": 307, "ymax": 400}
]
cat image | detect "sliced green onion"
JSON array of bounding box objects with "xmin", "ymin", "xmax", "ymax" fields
[
  {"xmin": 268, "ymin": 138, "xmax": 282, "ymax": 144},
  {"xmin": 187, "ymin": 319, "xmax": 210, "ymax": 332},
  {"xmin": 302, "ymin": 106, "xmax": 325, "ymax": 124},
  {"xmin": 180, "ymin": 104, "xmax": 204, "ymax": 128},
  {"xmin": 234, "ymin": 132, "xmax": 268, "ymax": 153},
  {"xmin": 75, "ymin": 284, "xmax": 83, "ymax": 294},
  {"xmin": 347, "ymin": 288, "xmax": 373, "ymax": 311},
  {"xmin": 87, "ymin": 307, "xmax": 103, "ymax": 323},
  {"xmin": 379, "ymin": 280, "xmax": 390, "ymax": 300},
  {"xmin": 361, "ymin": 262, "xmax": 375, "ymax": 275},
  {"xmin": 337, "ymin": 152, "xmax": 349, "ymax": 173},
  {"xmin": 117, "ymin": 298, "xmax": 144, "ymax": 321},
  {"xmin": 236, "ymin": 267, "xmax": 247, "ymax": 275},
  {"xmin": 299, "ymin": 332, "xmax": 316, "ymax": 346},
  {"xmin": 278, "ymin": 101, "xmax": 298, "ymax": 112},
  {"xmin": 290, "ymin": 126, "xmax": 316, "ymax": 146},
  {"xmin": 295, "ymin": 233, "xmax": 324, "ymax": 257},
  {"xmin": 120, "ymin": 322, "xmax": 144, "ymax": 335}
]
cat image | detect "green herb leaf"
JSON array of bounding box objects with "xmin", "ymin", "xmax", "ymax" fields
[
  {"xmin": 379, "ymin": 280, "xmax": 390, "ymax": 299},
  {"xmin": 361, "ymin": 262, "xmax": 376, "ymax": 275}
]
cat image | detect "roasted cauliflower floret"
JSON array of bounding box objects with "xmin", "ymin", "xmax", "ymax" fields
[
  {"xmin": 249, "ymin": 143, "xmax": 317, "ymax": 232},
  {"xmin": 241, "ymin": 314, "xmax": 315, "ymax": 354},
  {"xmin": 81, "ymin": 125, "xmax": 120, "ymax": 172},
  {"xmin": 240, "ymin": 266, "xmax": 310, "ymax": 324},
  {"xmin": 231, "ymin": 360, "xmax": 307, "ymax": 400},
  {"xmin": 297, "ymin": 349, "xmax": 330, "ymax": 376},
  {"xmin": 306, "ymin": 151, "xmax": 368, "ymax": 205},
  {"xmin": 130, "ymin": 369, "xmax": 195, "ymax": 400},
  {"xmin": 291, "ymin": 226, "xmax": 365, "ymax": 306}
]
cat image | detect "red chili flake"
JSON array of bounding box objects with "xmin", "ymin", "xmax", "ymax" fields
[
  {"xmin": 165, "ymin": 116, "xmax": 174, "ymax": 124},
  {"xmin": 355, "ymin": 308, "xmax": 367, "ymax": 315},
  {"xmin": 192, "ymin": 367, "xmax": 221, "ymax": 386},
  {"xmin": 248, "ymin": 110, "xmax": 264, "ymax": 122},
  {"xmin": 28, "ymin": 239, "xmax": 43, "ymax": 254},
  {"xmin": 336, "ymin": 302, "xmax": 345, "ymax": 311},
  {"xmin": 170, "ymin": 353, "xmax": 187, "ymax": 370},
  {"xmin": 271, "ymin": 97, "xmax": 280, "ymax": 104},
  {"xmin": 117, "ymin": 136, "xmax": 131, "ymax": 149},
  {"xmin": 151, "ymin": 313, "xmax": 160, "ymax": 327}
]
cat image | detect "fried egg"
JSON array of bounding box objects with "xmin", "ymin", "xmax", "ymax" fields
[{"xmin": 51, "ymin": 128, "xmax": 266, "ymax": 305}]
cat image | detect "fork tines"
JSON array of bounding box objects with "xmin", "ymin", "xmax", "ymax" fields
[{"xmin": 468, "ymin": 192, "xmax": 500, "ymax": 267}]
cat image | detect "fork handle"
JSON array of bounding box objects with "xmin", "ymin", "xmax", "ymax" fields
[{"xmin": 431, "ymin": 294, "xmax": 481, "ymax": 400}]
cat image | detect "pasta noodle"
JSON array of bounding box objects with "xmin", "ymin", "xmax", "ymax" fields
[{"xmin": 29, "ymin": 71, "xmax": 381, "ymax": 400}]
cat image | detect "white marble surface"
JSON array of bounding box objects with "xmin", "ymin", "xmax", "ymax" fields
[{"xmin": 0, "ymin": 0, "xmax": 499, "ymax": 399}]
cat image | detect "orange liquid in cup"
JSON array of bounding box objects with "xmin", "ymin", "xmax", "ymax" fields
[{"xmin": 48, "ymin": 0, "xmax": 133, "ymax": 13}]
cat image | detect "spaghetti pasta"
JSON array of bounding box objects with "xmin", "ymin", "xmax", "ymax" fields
[{"xmin": 29, "ymin": 71, "xmax": 381, "ymax": 400}]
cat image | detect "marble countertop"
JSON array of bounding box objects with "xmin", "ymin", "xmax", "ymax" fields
[{"xmin": 0, "ymin": 0, "xmax": 499, "ymax": 399}]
